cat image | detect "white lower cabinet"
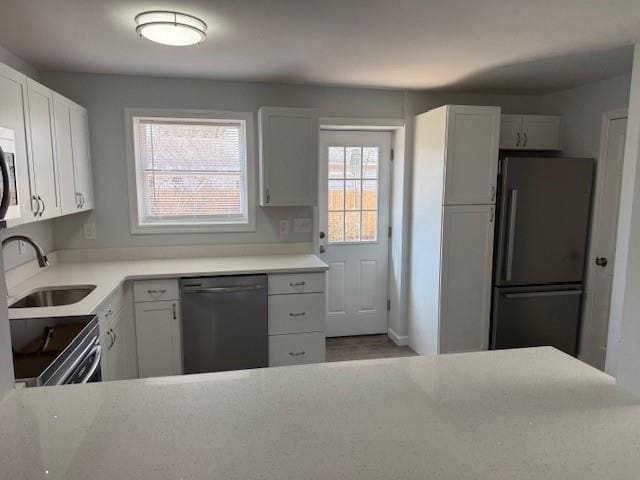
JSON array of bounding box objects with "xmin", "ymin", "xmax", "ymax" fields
[
  {"xmin": 440, "ymin": 205, "xmax": 495, "ymax": 353},
  {"xmin": 98, "ymin": 285, "xmax": 137, "ymax": 381},
  {"xmin": 135, "ymin": 301, "xmax": 182, "ymax": 378},
  {"xmin": 133, "ymin": 279, "xmax": 182, "ymax": 378},
  {"xmin": 269, "ymin": 332, "xmax": 326, "ymax": 366},
  {"xmin": 267, "ymin": 273, "xmax": 326, "ymax": 367}
]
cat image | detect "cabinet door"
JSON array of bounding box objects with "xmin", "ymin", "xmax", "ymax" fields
[
  {"xmin": 135, "ymin": 301, "xmax": 182, "ymax": 378},
  {"xmin": 440, "ymin": 205, "xmax": 495, "ymax": 353},
  {"xmin": 26, "ymin": 79, "xmax": 60, "ymax": 219},
  {"xmin": 52, "ymin": 95, "xmax": 78, "ymax": 215},
  {"xmin": 70, "ymin": 105, "xmax": 93, "ymax": 210},
  {"xmin": 259, "ymin": 107, "xmax": 318, "ymax": 206},
  {"xmin": 0, "ymin": 64, "xmax": 31, "ymax": 225},
  {"xmin": 106, "ymin": 310, "xmax": 127, "ymax": 381},
  {"xmin": 443, "ymin": 105, "xmax": 500, "ymax": 205},
  {"xmin": 499, "ymin": 114, "xmax": 523, "ymax": 149},
  {"xmin": 521, "ymin": 115, "xmax": 561, "ymax": 150}
]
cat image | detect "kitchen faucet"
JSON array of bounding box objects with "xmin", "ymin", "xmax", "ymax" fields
[{"xmin": 2, "ymin": 235, "xmax": 49, "ymax": 267}]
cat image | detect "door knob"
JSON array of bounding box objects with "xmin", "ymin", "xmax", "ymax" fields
[
  {"xmin": 319, "ymin": 246, "xmax": 326, "ymax": 253},
  {"xmin": 595, "ymin": 257, "xmax": 608, "ymax": 267},
  {"xmin": 319, "ymin": 231, "xmax": 326, "ymax": 239}
]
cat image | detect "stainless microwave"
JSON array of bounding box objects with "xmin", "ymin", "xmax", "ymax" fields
[{"xmin": 0, "ymin": 127, "xmax": 20, "ymax": 222}]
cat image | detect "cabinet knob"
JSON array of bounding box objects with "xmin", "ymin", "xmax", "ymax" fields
[{"xmin": 595, "ymin": 257, "xmax": 608, "ymax": 267}]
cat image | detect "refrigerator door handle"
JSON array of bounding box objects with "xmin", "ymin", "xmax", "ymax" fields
[
  {"xmin": 503, "ymin": 289, "xmax": 583, "ymax": 299},
  {"xmin": 504, "ymin": 189, "xmax": 518, "ymax": 281}
]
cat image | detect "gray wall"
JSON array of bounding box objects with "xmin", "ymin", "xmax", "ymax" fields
[
  {"xmin": 41, "ymin": 72, "xmax": 405, "ymax": 250},
  {"xmin": 539, "ymin": 74, "xmax": 632, "ymax": 158}
]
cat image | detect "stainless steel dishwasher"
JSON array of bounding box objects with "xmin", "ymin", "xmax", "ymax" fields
[{"xmin": 180, "ymin": 275, "xmax": 268, "ymax": 374}]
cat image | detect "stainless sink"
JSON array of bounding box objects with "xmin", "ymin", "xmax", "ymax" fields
[{"xmin": 10, "ymin": 285, "xmax": 97, "ymax": 308}]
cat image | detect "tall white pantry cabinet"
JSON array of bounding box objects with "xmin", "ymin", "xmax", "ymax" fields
[{"xmin": 408, "ymin": 105, "xmax": 500, "ymax": 355}]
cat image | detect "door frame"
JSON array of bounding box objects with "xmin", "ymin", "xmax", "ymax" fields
[
  {"xmin": 581, "ymin": 108, "xmax": 627, "ymax": 367},
  {"xmin": 317, "ymin": 117, "xmax": 406, "ymax": 343}
]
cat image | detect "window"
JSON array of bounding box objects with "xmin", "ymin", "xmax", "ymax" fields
[
  {"xmin": 327, "ymin": 146, "xmax": 379, "ymax": 243},
  {"xmin": 127, "ymin": 110, "xmax": 255, "ymax": 233}
]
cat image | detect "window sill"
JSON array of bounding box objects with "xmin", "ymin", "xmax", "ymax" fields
[{"xmin": 130, "ymin": 221, "xmax": 257, "ymax": 235}]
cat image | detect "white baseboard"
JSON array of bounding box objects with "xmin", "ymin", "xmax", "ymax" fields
[{"xmin": 388, "ymin": 328, "xmax": 408, "ymax": 346}]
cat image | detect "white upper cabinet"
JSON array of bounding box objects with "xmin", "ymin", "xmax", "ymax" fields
[
  {"xmin": 25, "ymin": 78, "xmax": 61, "ymax": 220},
  {"xmin": 69, "ymin": 106, "xmax": 93, "ymax": 211},
  {"xmin": 443, "ymin": 105, "xmax": 500, "ymax": 205},
  {"xmin": 499, "ymin": 114, "xmax": 561, "ymax": 151},
  {"xmin": 0, "ymin": 61, "xmax": 94, "ymax": 227},
  {"xmin": 0, "ymin": 64, "xmax": 32, "ymax": 226},
  {"xmin": 52, "ymin": 93, "xmax": 93, "ymax": 215},
  {"xmin": 259, "ymin": 107, "xmax": 318, "ymax": 206}
]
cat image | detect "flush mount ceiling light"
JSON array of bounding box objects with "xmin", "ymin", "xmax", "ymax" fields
[{"xmin": 135, "ymin": 11, "xmax": 207, "ymax": 46}]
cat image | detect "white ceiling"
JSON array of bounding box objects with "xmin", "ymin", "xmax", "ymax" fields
[{"xmin": 0, "ymin": 0, "xmax": 639, "ymax": 93}]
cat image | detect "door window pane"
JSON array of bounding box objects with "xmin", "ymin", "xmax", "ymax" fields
[
  {"xmin": 328, "ymin": 211, "xmax": 344, "ymax": 242},
  {"xmin": 361, "ymin": 211, "xmax": 378, "ymax": 241},
  {"xmin": 328, "ymin": 180, "xmax": 344, "ymax": 210},
  {"xmin": 362, "ymin": 147, "xmax": 379, "ymax": 179},
  {"xmin": 345, "ymin": 180, "xmax": 361, "ymax": 210},
  {"xmin": 328, "ymin": 147, "xmax": 345, "ymax": 179},
  {"xmin": 326, "ymin": 145, "xmax": 380, "ymax": 243},
  {"xmin": 345, "ymin": 147, "xmax": 362, "ymax": 178},
  {"xmin": 362, "ymin": 180, "xmax": 378, "ymax": 210},
  {"xmin": 345, "ymin": 211, "xmax": 361, "ymax": 242}
]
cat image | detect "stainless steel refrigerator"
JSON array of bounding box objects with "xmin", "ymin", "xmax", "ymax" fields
[{"xmin": 491, "ymin": 157, "xmax": 594, "ymax": 355}]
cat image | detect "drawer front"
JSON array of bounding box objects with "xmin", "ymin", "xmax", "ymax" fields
[
  {"xmin": 133, "ymin": 279, "xmax": 179, "ymax": 302},
  {"xmin": 95, "ymin": 285, "xmax": 125, "ymax": 331},
  {"xmin": 268, "ymin": 273, "xmax": 325, "ymax": 295},
  {"xmin": 269, "ymin": 332, "xmax": 325, "ymax": 366},
  {"xmin": 269, "ymin": 293, "xmax": 325, "ymax": 335}
]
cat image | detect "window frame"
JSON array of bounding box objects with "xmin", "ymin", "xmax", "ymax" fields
[{"xmin": 125, "ymin": 108, "xmax": 256, "ymax": 234}]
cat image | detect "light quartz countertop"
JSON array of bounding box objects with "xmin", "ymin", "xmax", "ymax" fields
[
  {"xmin": 1, "ymin": 347, "xmax": 639, "ymax": 479},
  {"xmin": 8, "ymin": 254, "xmax": 328, "ymax": 319}
]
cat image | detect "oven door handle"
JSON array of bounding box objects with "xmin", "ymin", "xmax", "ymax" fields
[
  {"xmin": 78, "ymin": 344, "xmax": 102, "ymax": 384},
  {"xmin": 0, "ymin": 146, "xmax": 11, "ymax": 221},
  {"xmin": 56, "ymin": 339, "xmax": 99, "ymax": 385}
]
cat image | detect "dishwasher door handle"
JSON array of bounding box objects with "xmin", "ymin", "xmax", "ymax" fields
[{"xmin": 184, "ymin": 285, "xmax": 265, "ymax": 294}]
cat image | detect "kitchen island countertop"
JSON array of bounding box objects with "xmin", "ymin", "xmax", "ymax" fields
[{"xmin": 1, "ymin": 347, "xmax": 639, "ymax": 479}]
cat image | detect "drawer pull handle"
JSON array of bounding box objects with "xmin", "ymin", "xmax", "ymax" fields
[
  {"xmin": 105, "ymin": 308, "xmax": 114, "ymax": 317},
  {"xmin": 289, "ymin": 351, "xmax": 306, "ymax": 356},
  {"xmin": 147, "ymin": 289, "xmax": 167, "ymax": 298},
  {"xmin": 289, "ymin": 312, "xmax": 306, "ymax": 317},
  {"xmin": 289, "ymin": 281, "xmax": 306, "ymax": 287}
]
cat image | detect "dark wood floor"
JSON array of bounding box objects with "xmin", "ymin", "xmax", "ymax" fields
[{"xmin": 326, "ymin": 334, "xmax": 417, "ymax": 362}]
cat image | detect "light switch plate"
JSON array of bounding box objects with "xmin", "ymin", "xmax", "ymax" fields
[
  {"xmin": 84, "ymin": 223, "xmax": 96, "ymax": 240},
  {"xmin": 279, "ymin": 220, "xmax": 290, "ymax": 235},
  {"xmin": 293, "ymin": 218, "xmax": 312, "ymax": 233}
]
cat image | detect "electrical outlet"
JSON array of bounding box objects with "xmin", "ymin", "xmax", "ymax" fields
[
  {"xmin": 279, "ymin": 219, "xmax": 290, "ymax": 235},
  {"xmin": 293, "ymin": 218, "xmax": 312, "ymax": 233},
  {"xmin": 84, "ymin": 223, "xmax": 96, "ymax": 240}
]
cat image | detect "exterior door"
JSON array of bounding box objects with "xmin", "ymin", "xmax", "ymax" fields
[
  {"xmin": 319, "ymin": 130, "xmax": 391, "ymax": 337},
  {"xmin": 583, "ymin": 114, "xmax": 627, "ymax": 369}
]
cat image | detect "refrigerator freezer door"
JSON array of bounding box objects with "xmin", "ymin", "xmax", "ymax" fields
[
  {"xmin": 491, "ymin": 285, "xmax": 582, "ymax": 355},
  {"xmin": 494, "ymin": 157, "xmax": 594, "ymax": 286}
]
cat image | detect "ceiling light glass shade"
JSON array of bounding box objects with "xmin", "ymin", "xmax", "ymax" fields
[{"xmin": 135, "ymin": 11, "xmax": 207, "ymax": 46}]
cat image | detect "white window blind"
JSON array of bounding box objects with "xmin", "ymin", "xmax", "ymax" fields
[{"xmin": 132, "ymin": 117, "xmax": 249, "ymax": 227}]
